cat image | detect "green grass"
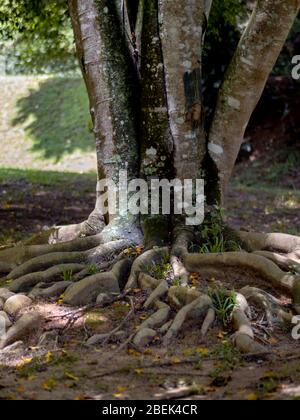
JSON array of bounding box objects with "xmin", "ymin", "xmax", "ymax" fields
[
  {"xmin": 62, "ymin": 269, "xmax": 73, "ymax": 282},
  {"xmin": 0, "ymin": 76, "xmax": 96, "ymax": 173},
  {"xmin": 208, "ymin": 286, "xmax": 237, "ymax": 326},
  {"xmin": 233, "ymin": 149, "xmax": 300, "ymax": 191},
  {"xmin": 12, "ymin": 76, "xmax": 94, "ymax": 161},
  {"xmin": 0, "ymin": 167, "xmax": 96, "ymax": 187},
  {"xmin": 211, "ymin": 341, "xmax": 241, "ymax": 379}
]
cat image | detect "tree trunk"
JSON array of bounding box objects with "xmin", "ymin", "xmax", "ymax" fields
[
  {"xmin": 68, "ymin": 0, "xmax": 299, "ymax": 225},
  {"xmin": 208, "ymin": 0, "xmax": 300, "ymax": 199},
  {"xmin": 68, "ymin": 0, "xmax": 140, "ymax": 221}
]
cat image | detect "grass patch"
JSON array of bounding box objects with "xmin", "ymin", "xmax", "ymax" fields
[
  {"xmin": 0, "ymin": 76, "xmax": 96, "ymax": 174},
  {"xmin": 17, "ymin": 352, "xmax": 79, "ymax": 379},
  {"xmin": 0, "ymin": 167, "xmax": 96, "ymax": 187},
  {"xmin": 145, "ymin": 253, "xmax": 172, "ymax": 280},
  {"xmin": 208, "ymin": 286, "xmax": 237, "ymax": 326},
  {"xmin": 210, "ymin": 341, "xmax": 241, "ymax": 380}
]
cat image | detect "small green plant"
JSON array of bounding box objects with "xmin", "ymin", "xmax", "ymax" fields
[
  {"xmin": 208, "ymin": 286, "xmax": 237, "ymax": 326},
  {"xmin": 257, "ymin": 377, "xmax": 279, "ymax": 396},
  {"xmin": 62, "ymin": 269, "xmax": 73, "ymax": 282},
  {"xmin": 18, "ymin": 352, "xmax": 79, "ymax": 379},
  {"xmin": 211, "ymin": 341, "xmax": 241, "ymax": 378},
  {"xmin": 173, "ymin": 277, "xmax": 182, "ymax": 287},
  {"xmin": 196, "ymin": 207, "xmax": 241, "ymax": 254},
  {"xmin": 199, "ymin": 236, "xmax": 226, "ymax": 253},
  {"xmin": 87, "ymin": 263, "xmax": 99, "ymax": 275},
  {"xmin": 145, "ymin": 252, "xmax": 171, "ymax": 280}
]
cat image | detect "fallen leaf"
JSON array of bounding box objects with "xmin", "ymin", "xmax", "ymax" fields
[
  {"xmin": 45, "ymin": 351, "xmax": 53, "ymax": 363},
  {"xmin": 57, "ymin": 294, "xmax": 65, "ymax": 305},
  {"xmin": 21, "ymin": 357, "xmax": 33, "ymax": 365},
  {"xmin": 196, "ymin": 347, "xmax": 210, "ymax": 356},
  {"xmin": 64, "ymin": 371, "xmax": 79, "ymax": 381},
  {"xmin": 113, "ymin": 386, "xmax": 127, "ymax": 398},
  {"xmin": 171, "ymin": 357, "xmax": 181, "ymax": 364},
  {"xmin": 247, "ymin": 393, "xmax": 258, "ymax": 401},
  {"xmin": 42, "ymin": 378, "xmax": 57, "ymax": 391}
]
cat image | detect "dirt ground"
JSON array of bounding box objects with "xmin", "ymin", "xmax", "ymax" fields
[
  {"xmin": 0, "ymin": 290, "xmax": 299, "ymax": 401},
  {"xmin": 0, "ymin": 170, "xmax": 299, "ymax": 401}
]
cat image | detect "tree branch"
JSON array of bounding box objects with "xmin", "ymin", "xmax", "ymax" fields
[{"xmin": 208, "ymin": 0, "xmax": 300, "ymax": 198}]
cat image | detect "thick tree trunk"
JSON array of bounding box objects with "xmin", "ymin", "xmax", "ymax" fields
[
  {"xmin": 208, "ymin": 0, "xmax": 300, "ymax": 199},
  {"xmin": 140, "ymin": 0, "xmax": 173, "ymax": 180},
  {"xmin": 69, "ymin": 0, "xmax": 215, "ymax": 236},
  {"xmin": 68, "ymin": 0, "xmax": 140, "ymax": 221},
  {"xmin": 158, "ymin": 0, "xmax": 209, "ymax": 180},
  {"xmin": 69, "ymin": 0, "xmax": 299, "ymax": 221}
]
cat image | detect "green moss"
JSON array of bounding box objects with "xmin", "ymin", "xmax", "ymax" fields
[{"xmin": 141, "ymin": 215, "xmax": 170, "ymax": 248}]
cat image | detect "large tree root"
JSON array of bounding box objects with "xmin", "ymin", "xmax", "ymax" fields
[
  {"xmin": 239, "ymin": 286, "xmax": 293, "ymax": 325},
  {"xmin": 1, "ymin": 228, "xmax": 300, "ymax": 354},
  {"xmin": 9, "ymin": 263, "xmax": 86, "ymax": 293},
  {"xmin": 184, "ymin": 251, "xmax": 300, "ymax": 313},
  {"xmin": 254, "ymin": 250, "xmax": 300, "ymax": 275},
  {"xmin": 231, "ymin": 294, "xmax": 266, "ymax": 354},
  {"xmin": 236, "ymin": 231, "xmax": 300, "ymax": 254}
]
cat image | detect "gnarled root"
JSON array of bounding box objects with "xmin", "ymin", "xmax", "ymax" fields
[
  {"xmin": 163, "ymin": 291, "xmax": 212, "ymax": 346},
  {"xmin": 7, "ymin": 239, "xmax": 129, "ymax": 281},
  {"xmin": 2, "ymin": 223, "xmax": 300, "ymax": 355},
  {"xmin": 9, "ymin": 263, "xmax": 85, "ymax": 293},
  {"xmin": 232, "ymin": 293, "xmax": 266, "ymax": 354},
  {"xmin": 63, "ymin": 259, "xmax": 132, "ymax": 306},
  {"xmin": 0, "ymin": 233, "xmax": 104, "ymax": 269},
  {"xmin": 254, "ymin": 250, "xmax": 300, "ymax": 275},
  {"xmin": 239, "ymin": 286, "xmax": 293, "ymax": 325},
  {"xmin": 125, "ymin": 247, "xmax": 169, "ymax": 290},
  {"xmin": 236, "ymin": 231, "xmax": 300, "ymax": 254},
  {"xmin": 184, "ymin": 251, "xmax": 300, "ymax": 312},
  {"xmin": 48, "ymin": 209, "xmax": 106, "ymax": 244}
]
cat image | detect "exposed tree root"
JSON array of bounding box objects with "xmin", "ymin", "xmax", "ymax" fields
[
  {"xmin": 63, "ymin": 259, "xmax": 132, "ymax": 306},
  {"xmin": 254, "ymin": 250, "xmax": 300, "ymax": 274},
  {"xmin": 0, "ymin": 233, "xmax": 104, "ymax": 268},
  {"xmin": 184, "ymin": 252, "xmax": 300, "ymax": 312},
  {"xmin": 143, "ymin": 280, "xmax": 169, "ymax": 309},
  {"xmin": 8, "ymin": 250, "xmax": 88, "ymax": 280},
  {"xmin": 240, "ymin": 286, "xmax": 293, "ymax": 325},
  {"xmin": 125, "ymin": 247, "xmax": 169, "ymax": 290},
  {"xmin": 0, "ymin": 261, "xmax": 16, "ymax": 274},
  {"xmin": 201, "ymin": 308, "xmax": 215, "ymax": 337},
  {"xmin": 231, "ymin": 293, "xmax": 266, "ymax": 354},
  {"xmin": 7, "ymin": 239, "xmax": 129, "ymax": 280},
  {"xmin": 170, "ymin": 256, "xmax": 189, "ymax": 286},
  {"xmin": 9, "ymin": 263, "xmax": 85, "ymax": 293},
  {"xmin": 48, "ymin": 209, "xmax": 106, "ymax": 245},
  {"xmin": 1, "ymin": 228, "xmax": 300, "ymax": 355},
  {"xmin": 237, "ymin": 231, "xmax": 300, "ymax": 253},
  {"xmin": 163, "ymin": 294, "xmax": 212, "ymax": 346}
]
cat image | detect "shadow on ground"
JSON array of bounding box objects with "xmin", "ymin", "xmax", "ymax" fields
[
  {"xmin": 12, "ymin": 77, "xmax": 94, "ymax": 162},
  {"xmin": 0, "ymin": 168, "xmax": 96, "ymax": 246}
]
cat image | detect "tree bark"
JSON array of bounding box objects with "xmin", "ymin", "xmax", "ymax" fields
[
  {"xmin": 158, "ymin": 0, "xmax": 209, "ymax": 180},
  {"xmin": 68, "ymin": 0, "xmax": 140, "ymax": 223},
  {"xmin": 208, "ymin": 0, "xmax": 300, "ymax": 199},
  {"xmin": 68, "ymin": 0, "xmax": 299, "ymax": 224}
]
